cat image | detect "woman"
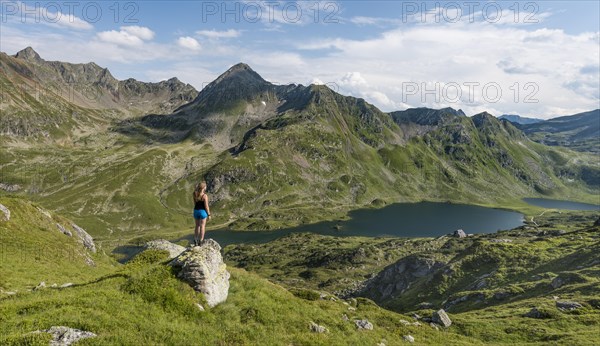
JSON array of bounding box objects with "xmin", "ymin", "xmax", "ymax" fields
[{"xmin": 192, "ymin": 181, "xmax": 211, "ymax": 246}]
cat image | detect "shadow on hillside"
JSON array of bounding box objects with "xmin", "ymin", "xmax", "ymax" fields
[
  {"xmin": 111, "ymin": 114, "xmax": 192, "ymax": 144},
  {"xmin": 112, "ymin": 245, "xmax": 144, "ymax": 264}
]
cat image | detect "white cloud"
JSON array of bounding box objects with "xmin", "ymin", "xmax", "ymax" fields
[
  {"xmin": 293, "ymin": 23, "xmax": 599, "ymax": 117},
  {"xmin": 311, "ymin": 78, "xmax": 325, "ymax": 85},
  {"xmin": 96, "ymin": 26, "xmax": 155, "ymax": 47},
  {"xmin": 177, "ymin": 36, "xmax": 201, "ymax": 51},
  {"xmin": 349, "ymin": 16, "xmax": 401, "ymax": 26},
  {"xmin": 121, "ymin": 26, "xmax": 155, "ymax": 40},
  {"xmin": 196, "ymin": 29, "xmax": 241, "ymax": 39}
]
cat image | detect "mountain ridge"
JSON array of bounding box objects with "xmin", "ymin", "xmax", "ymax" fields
[
  {"xmin": 498, "ymin": 114, "xmax": 543, "ymax": 125},
  {"xmin": 517, "ymin": 109, "xmax": 600, "ymax": 153},
  {"xmin": 1, "ymin": 47, "xmax": 198, "ymax": 138}
]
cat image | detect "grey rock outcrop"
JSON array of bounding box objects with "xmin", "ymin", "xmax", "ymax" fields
[
  {"xmin": 524, "ymin": 307, "xmax": 549, "ymax": 319},
  {"xmin": 354, "ymin": 319, "xmax": 373, "ymax": 330},
  {"xmin": 56, "ymin": 224, "xmax": 72, "ymax": 237},
  {"xmin": 359, "ymin": 255, "xmax": 445, "ymax": 302},
  {"xmin": 170, "ymin": 239, "xmax": 230, "ymax": 307},
  {"xmin": 144, "ymin": 239, "xmax": 186, "ymax": 259},
  {"xmin": 556, "ymin": 301, "xmax": 583, "ymax": 311},
  {"xmin": 71, "ymin": 223, "xmax": 96, "ymax": 253},
  {"xmin": 432, "ymin": 309, "xmax": 452, "ymax": 327},
  {"xmin": 0, "ymin": 183, "xmax": 21, "ymax": 192},
  {"xmin": 551, "ymin": 276, "xmax": 564, "ymax": 289},
  {"xmin": 0, "ymin": 203, "xmax": 10, "ymax": 221},
  {"xmin": 32, "ymin": 326, "xmax": 96, "ymax": 346}
]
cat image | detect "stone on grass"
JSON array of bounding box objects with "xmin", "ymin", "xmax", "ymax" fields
[
  {"xmin": 431, "ymin": 309, "xmax": 452, "ymax": 327},
  {"xmin": 144, "ymin": 239, "xmax": 186, "ymax": 259},
  {"xmin": 354, "ymin": 319, "xmax": 373, "ymax": 330},
  {"xmin": 524, "ymin": 307, "xmax": 548, "ymax": 319},
  {"xmin": 33, "ymin": 281, "xmax": 46, "ymax": 291},
  {"xmin": 34, "ymin": 326, "xmax": 96, "ymax": 346},
  {"xmin": 170, "ymin": 239, "xmax": 230, "ymax": 307},
  {"xmin": 403, "ymin": 335, "xmax": 415, "ymax": 343},
  {"xmin": 309, "ymin": 321, "xmax": 328, "ymax": 333},
  {"xmin": 556, "ymin": 301, "xmax": 583, "ymax": 311},
  {"xmin": 0, "ymin": 203, "xmax": 10, "ymax": 221}
]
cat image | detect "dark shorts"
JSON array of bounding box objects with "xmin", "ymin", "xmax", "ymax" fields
[{"xmin": 193, "ymin": 209, "xmax": 208, "ymax": 220}]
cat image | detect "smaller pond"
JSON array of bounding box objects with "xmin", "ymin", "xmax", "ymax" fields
[{"xmin": 523, "ymin": 198, "xmax": 600, "ymax": 211}]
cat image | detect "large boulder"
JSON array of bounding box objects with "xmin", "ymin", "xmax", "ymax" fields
[
  {"xmin": 453, "ymin": 229, "xmax": 467, "ymax": 238},
  {"xmin": 144, "ymin": 239, "xmax": 186, "ymax": 259},
  {"xmin": 432, "ymin": 309, "xmax": 452, "ymax": 327},
  {"xmin": 170, "ymin": 239, "xmax": 230, "ymax": 307}
]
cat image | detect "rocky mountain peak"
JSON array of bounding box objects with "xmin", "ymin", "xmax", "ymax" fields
[
  {"xmin": 14, "ymin": 47, "xmax": 43, "ymax": 63},
  {"xmin": 471, "ymin": 112, "xmax": 498, "ymax": 127},
  {"xmin": 183, "ymin": 62, "xmax": 273, "ymax": 112},
  {"xmin": 210, "ymin": 62, "xmax": 268, "ymax": 88}
]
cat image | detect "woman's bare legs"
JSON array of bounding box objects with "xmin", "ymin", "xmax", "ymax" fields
[
  {"xmin": 194, "ymin": 218, "xmax": 201, "ymax": 245},
  {"xmin": 200, "ymin": 218, "xmax": 207, "ymax": 242}
]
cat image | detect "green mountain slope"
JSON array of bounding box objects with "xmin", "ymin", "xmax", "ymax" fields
[
  {"xmin": 0, "ymin": 47, "xmax": 197, "ymax": 139},
  {"xmin": 193, "ymin": 101, "xmax": 597, "ymax": 229},
  {"xmin": 518, "ymin": 109, "xmax": 600, "ymax": 153},
  {"xmin": 1, "ymin": 58, "xmax": 598, "ymax": 236}
]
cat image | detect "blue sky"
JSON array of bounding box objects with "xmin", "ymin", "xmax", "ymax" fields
[{"xmin": 1, "ymin": 1, "xmax": 599, "ymax": 118}]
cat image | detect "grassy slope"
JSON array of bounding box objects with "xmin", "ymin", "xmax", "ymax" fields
[
  {"xmin": 1, "ymin": 198, "xmax": 481, "ymax": 345},
  {"xmin": 1, "ymin": 199, "xmax": 596, "ymax": 345},
  {"xmin": 225, "ymin": 212, "xmax": 600, "ymax": 344},
  {"xmin": 0, "ymin": 197, "xmax": 115, "ymax": 290}
]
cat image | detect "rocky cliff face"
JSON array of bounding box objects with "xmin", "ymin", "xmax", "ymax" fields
[{"xmin": 359, "ymin": 255, "xmax": 445, "ymax": 302}]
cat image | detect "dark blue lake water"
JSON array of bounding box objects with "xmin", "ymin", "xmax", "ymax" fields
[
  {"xmin": 523, "ymin": 198, "xmax": 600, "ymax": 211},
  {"xmin": 186, "ymin": 201, "xmax": 525, "ymax": 247}
]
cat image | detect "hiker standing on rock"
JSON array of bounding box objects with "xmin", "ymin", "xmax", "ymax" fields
[{"xmin": 192, "ymin": 181, "xmax": 211, "ymax": 246}]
